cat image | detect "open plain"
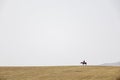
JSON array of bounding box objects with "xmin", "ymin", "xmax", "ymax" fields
[{"xmin": 0, "ymin": 66, "xmax": 119, "ymax": 80}]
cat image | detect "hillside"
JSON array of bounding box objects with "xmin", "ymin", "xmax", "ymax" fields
[
  {"xmin": 0, "ymin": 66, "xmax": 119, "ymax": 80},
  {"xmin": 102, "ymin": 62, "xmax": 120, "ymax": 66}
]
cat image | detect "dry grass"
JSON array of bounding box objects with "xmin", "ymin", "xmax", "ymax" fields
[{"xmin": 0, "ymin": 66, "xmax": 119, "ymax": 80}]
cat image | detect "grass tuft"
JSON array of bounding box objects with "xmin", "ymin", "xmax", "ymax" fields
[{"xmin": 116, "ymin": 76, "xmax": 120, "ymax": 80}]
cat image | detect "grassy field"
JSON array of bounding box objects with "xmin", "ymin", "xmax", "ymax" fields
[{"xmin": 0, "ymin": 66, "xmax": 119, "ymax": 80}]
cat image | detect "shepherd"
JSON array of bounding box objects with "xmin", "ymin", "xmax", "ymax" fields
[{"xmin": 80, "ymin": 60, "xmax": 87, "ymax": 66}]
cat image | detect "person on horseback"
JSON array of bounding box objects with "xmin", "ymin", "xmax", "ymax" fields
[
  {"xmin": 80, "ymin": 60, "xmax": 87, "ymax": 66},
  {"xmin": 83, "ymin": 60, "xmax": 85, "ymax": 63}
]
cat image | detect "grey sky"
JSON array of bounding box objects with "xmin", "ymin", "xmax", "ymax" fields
[{"xmin": 0, "ymin": 0, "xmax": 120, "ymax": 66}]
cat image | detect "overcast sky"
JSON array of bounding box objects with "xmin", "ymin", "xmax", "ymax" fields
[{"xmin": 0, "ymin": 0, "xmax": 120, "ymax": 66}]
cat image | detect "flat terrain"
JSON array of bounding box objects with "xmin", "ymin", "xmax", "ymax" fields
[{"xmin": 0, "ymin": 66, "xmax": 120, "ymax": 80}]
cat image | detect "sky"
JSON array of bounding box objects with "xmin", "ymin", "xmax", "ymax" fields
[{"xmin": 0, "ymin": 0, "xmax": 120, "ymax": 66}]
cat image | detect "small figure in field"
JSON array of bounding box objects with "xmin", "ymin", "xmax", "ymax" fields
[{"xmin": 80, "ymin": 60, "xmax": 87, "ymax": 66}]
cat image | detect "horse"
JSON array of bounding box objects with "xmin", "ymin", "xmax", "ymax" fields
[{"xmin": 80, "ymin": 61, "xmax": 87, "ymax": 66}]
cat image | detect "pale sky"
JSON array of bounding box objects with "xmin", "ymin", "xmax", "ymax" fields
[{"xmin": 0, "ymin": 0, "xmax": 120, "ymax": 66}]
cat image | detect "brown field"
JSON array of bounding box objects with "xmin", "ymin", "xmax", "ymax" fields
[{"xmin": 0, "ymin": 66, "xmax": 119, "ymax": 80}]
